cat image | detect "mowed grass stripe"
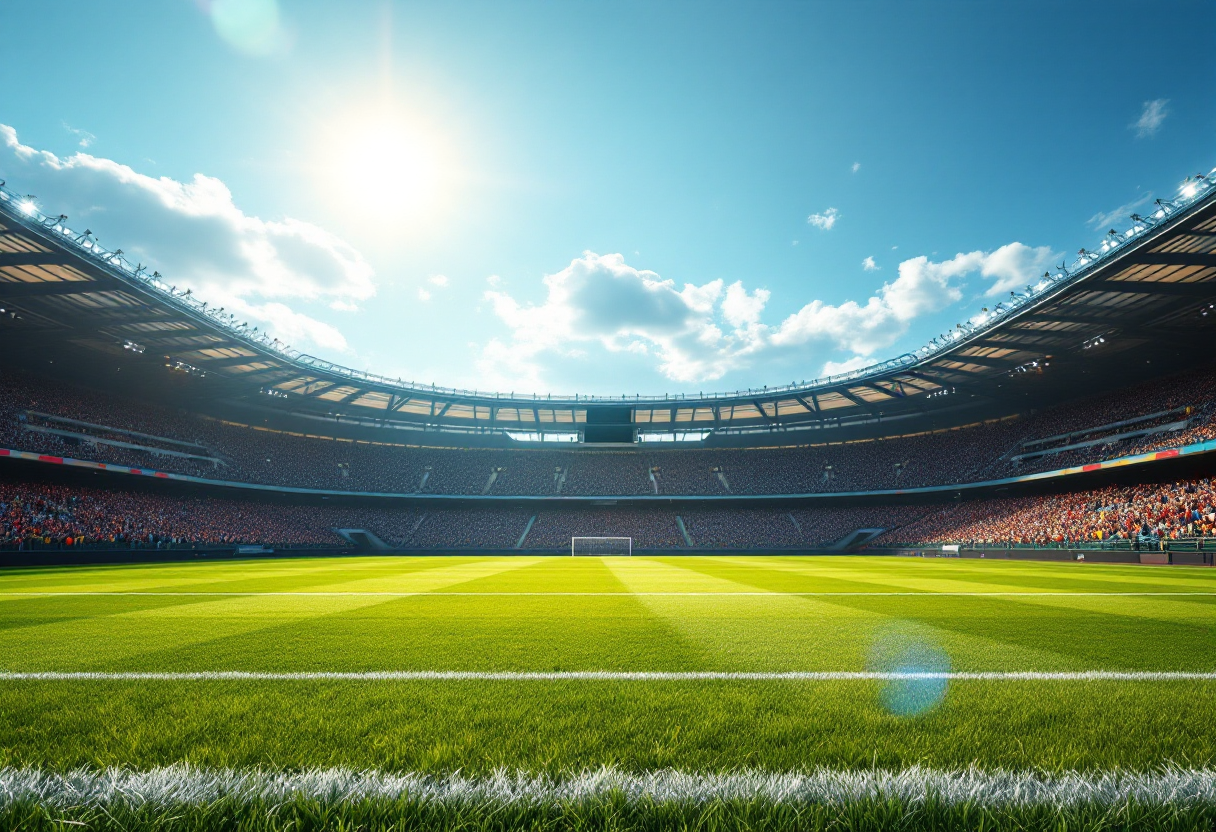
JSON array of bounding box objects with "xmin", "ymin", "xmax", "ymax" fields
[
  {"xmin": 3, "ymin": 557, "xmax": 1211, "ymax": 674},
  {"xmin": 104, "ymin": 556, "xmax": 602, "ymax": 675},
  {"xmin": 721, "ymin": 555, "xmax": 1216, "ymax": 595},
  {"xmin": 0, "ymin": 556, "xmax": 481, "ymax": 595},
  {"xmin": 603, "ymin": 557, "xmax": 913, "ymax": 673},
  {"xmin": 687, "ymin": 555, "xmax": 1193, "ymax": 597},
  {"xmin": 646, "ymin": 556, "xmax": 1086, "ymax": 673},
  {"xmin": 0, "ymin": 557, "xmax": 549, "ymax": 672},
  {"xmin": 111, "ymin": 558, "xmax": 715, "ymax": 674},
  {"xmin": 2, "ymin": 555, "xmax": 1216, "ymax": 775},
  {"xmin": 662, "ymin": 556, "xmax": 1216, "ymax": 672}
]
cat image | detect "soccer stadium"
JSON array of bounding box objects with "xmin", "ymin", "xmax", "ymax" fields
[{"xmin": 3, "ymin": 3, "xmax": 1216, "ymax": 830}]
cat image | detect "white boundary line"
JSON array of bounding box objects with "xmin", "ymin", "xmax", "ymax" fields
[
  {"xmin": 0, "ymin": 670, "xmax": 1212, "ymax": 681},
  {"xmin": 4, "ymin": 765, "xmax": 1216, "ymax": 808},
  {"xmin": 0, "ymin": 591, "xmax": 1213, "ymax": 597}
]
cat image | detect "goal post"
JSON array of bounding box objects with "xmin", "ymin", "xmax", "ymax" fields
[{"xmin": 571, "ymin": 536, "xmax": 632, "ymax": 556}]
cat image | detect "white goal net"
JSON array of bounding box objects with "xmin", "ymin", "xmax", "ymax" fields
[{"xmin": 571, "ymin": 536, "xmax": 632, "ymax": 556}]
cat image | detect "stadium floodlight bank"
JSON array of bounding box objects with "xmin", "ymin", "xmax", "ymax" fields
[
  {"xmin": 572, "ymin": 537, "xmax": 632, "ymax": 556},
  {"xmin": 3, "ymin": 167, "xmax": 1214, "ymax": 412}
]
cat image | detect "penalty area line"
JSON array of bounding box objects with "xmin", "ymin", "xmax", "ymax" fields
[{"xmin": 0, "ymin": 671, "xmax": 1213, "ymax": 682}]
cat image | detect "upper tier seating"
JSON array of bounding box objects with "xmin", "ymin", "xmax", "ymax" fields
[{"xmin": 3, "ymin": 365, "xmax": 1215, "ymax": 497}]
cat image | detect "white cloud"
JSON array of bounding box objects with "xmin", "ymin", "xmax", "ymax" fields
[
  {"xmin": 0, "ymin": 123, "xmax": 373, "ymax": 353},
  {"xmin": 807, "ymin": 207, "xmax": 839, "ymax": 230},
  {"xmin": 1133, "ymin": 99, "xmax": 1169, "ymax": 138},
  {"xmin": 417, "ymin": 287, "xmax": 432, "ymax": 302},
  {"xmin": 63, "ymin": 124, "xmax": 95, "ymax": 148},
  {"xmin": 821, "ymin": 355, "xmax": 871, "ymax": 376},
  {"xmin": 851, "ymin": 162, "xmax": 861, "ymax": 173},
  {"xmin": 486, "ymin": 274, "xmax": 502, "ymax": 287},
  {"xmin": 329, "ymin": 299, "xmax": 359, "ymax": 312},
  {"xmin": 721, "ymin": 281, "xmax": 770, "ymax": 328},
  {"xmin": 230, "ymin": 300, "xmax": 349, "ymax": 352},
  {"xmin": 428, "ymin": 274, "xmax": 449, "ymax": 287},
  {"xmin": 771, "ymin": 243, "xmax": 1057, "ymax": 357},
  {"xmin": 480, "ymin": 252, "xmax": 768, "ymax": 388},
  {"xmin": 1088, "ymin": 192, "xmax": 1154, "ymax": 230},
  {"xmin": 479, "ymin": 241, "xmax": 1057, "ymax": 388},
  {"xmin": 862, "ymin": 256, "xmax": 879, "ymax": 271},
  {"xmin": 976, "ymin": 242, "xmax": 1058, "ymax": 296}
]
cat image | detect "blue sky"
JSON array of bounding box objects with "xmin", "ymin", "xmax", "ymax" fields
[{"xmin": 1, "ymin": 1, "xmax": 1213, "ymax": 395}]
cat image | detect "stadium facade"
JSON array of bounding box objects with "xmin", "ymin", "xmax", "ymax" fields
[
  {"xmin": 2, "ymin": 168, "xmax": 1216, "ymax": 559},
  {"xmin": 3, "ymin": 172, "xmax": 1216, "ymax": 447}
]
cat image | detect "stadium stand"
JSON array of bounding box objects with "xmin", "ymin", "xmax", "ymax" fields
[
  {"xmin": 0, "ymin": 481, "xmax": 342, "ymax": 548},
  {"xmin": 8, "ymin": 473, "xmax": 1216, "ymax": 553},
  {"xmin": 3, "ymin": 168, "xmax": 1216, "ymax": 558},
  {"xmin": 4, "ymin": 365, "xmax": 1216, "ymax": 499},
  {"xmin": 888, "ymin": 478, "xmax": 1216, "ymax": 548},
  {"xmin": 0, "ymin": 478, "xmax": 936, "ymax": 551}
]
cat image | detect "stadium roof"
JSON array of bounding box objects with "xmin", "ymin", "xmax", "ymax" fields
[{"xmin": 3, "ymin": 169, "xmax": 1216, "ymax": 442}]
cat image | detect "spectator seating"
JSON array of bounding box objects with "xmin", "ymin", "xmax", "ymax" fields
[{"xmin": 3, "ymin": 365, "xmax": 1216, "ymax": 498}]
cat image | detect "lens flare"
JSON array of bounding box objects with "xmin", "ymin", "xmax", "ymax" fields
[
  {"xmin": 867, "ymin": 626, "xmax": 951, "ymax": 717},
  {"xmin": 210, "ymin": 0, "xmax": 284, "ymax": 56}
]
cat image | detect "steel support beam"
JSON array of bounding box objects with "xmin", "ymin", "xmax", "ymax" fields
[
  {"xmin": 835, "ymin": 387, "xmax": 880, "ymax": 416},
  {"xmin": 936, "ymin": 354, "xmax": 1022, "ymax": 370},
  {"xmin": 0, "ymin": 252, "xmax": 66, "ymax": 268},
  {"xmin": 1124, "ymin": 252, "xmax": 1216, "ymax": 267},
  {"xmin": 190, "ymin": 354, "xmax": 266, "ymax": 371},
  {"xmin": 1083, "ymin": 280, "xmax": 1216, "ymax": 296},
  {"xmin": 794, "ymin": 395, "xmax": 818, "ymax": 413},
  {"xmin": 0, "ymin": 279, "xmax": 123, "ymax": 298},
  {"xmin": 1020, "ymin": 313, "xmax": 1117, "ymax": 325}
]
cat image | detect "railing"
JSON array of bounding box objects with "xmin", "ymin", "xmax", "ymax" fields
[
  {"xmin": 896, "ymin": 536, "xmax": 1216, "ymax": 552},
  {"xmin": 0, "ymin": 539, "xmax": 344, "ymax": 553},
  {"xmin": 2, "ymin": 166, "xmax": 1214, "ymax": 404}
]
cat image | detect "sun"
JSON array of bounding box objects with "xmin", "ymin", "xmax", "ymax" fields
[{"xmin": 321, "ymin": 111, "xmax": 442, "ymax": 222}]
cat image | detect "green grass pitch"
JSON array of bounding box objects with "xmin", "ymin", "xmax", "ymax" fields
[{"xmin": 0, "ymin": 553, "xmax": 1213, "ymax": 777}]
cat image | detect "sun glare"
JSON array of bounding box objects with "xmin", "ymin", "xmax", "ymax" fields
[{"xmin": 323, "ymin": 113, "xmax": 441, "ymax": 221}]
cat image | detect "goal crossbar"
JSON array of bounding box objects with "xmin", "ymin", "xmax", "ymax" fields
[{"xmin": 571, "ymin": 536, "xmax": 632, "ymax": 556}]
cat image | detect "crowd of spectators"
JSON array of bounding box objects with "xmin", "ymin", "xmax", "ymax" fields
[
  {"xmin": 889, "ymin": 478, "xmax": 1216, "ymax": 547},
  {"xmin": 3, "ymin": 364, "xmax": 1216, "ymax": 498},
  {"xmin": 681, "ymin": 509, "xmax": 803, "ymax": 548},
  {"xmin": 10, "ymin": 471, "xmax": 1215, "ymax": 553},
  {"xmin": 0, "ymin": 482, "xmax": 343, "ymax": 548},
  {"xmin": 0, "ymin": 479, "xmax": 935, "ymax": 552},
  {"xmin": 1014, "ymin": 370, "xmax": 1216, "ymax": 446},
  {"xmin": 526, "ymin": 509, "xmax": 688, "ymax": 549}
]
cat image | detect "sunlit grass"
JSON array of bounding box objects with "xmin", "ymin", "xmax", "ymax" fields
[
  {"xmin": 0, "ymin": 554, "xmax": 1211, "ymax": 776},
  {"xmin": 0, "ymin": 554, "xmax": 1213, "ymax": 827}
]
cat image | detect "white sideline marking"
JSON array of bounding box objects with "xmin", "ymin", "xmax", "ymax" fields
[
  {"xmin": 0, "ymin": 670, "xmax": 1213, "ymax": 681},
  {"xmin": 6, "ymin": 765, "xmax": 1216, "ymax": 808},
  {"xmin": 1, "ymin": 590, "xmax": 1214, "ymax": 597},
  {"xmin": 4, "ymin": 765, "xmax": 1216, "ymax": 809}
]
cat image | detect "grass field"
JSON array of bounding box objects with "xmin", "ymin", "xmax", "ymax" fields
[{"xmin": 1, "ymin": 553, "xmax": 1214, "ymax": 829}]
